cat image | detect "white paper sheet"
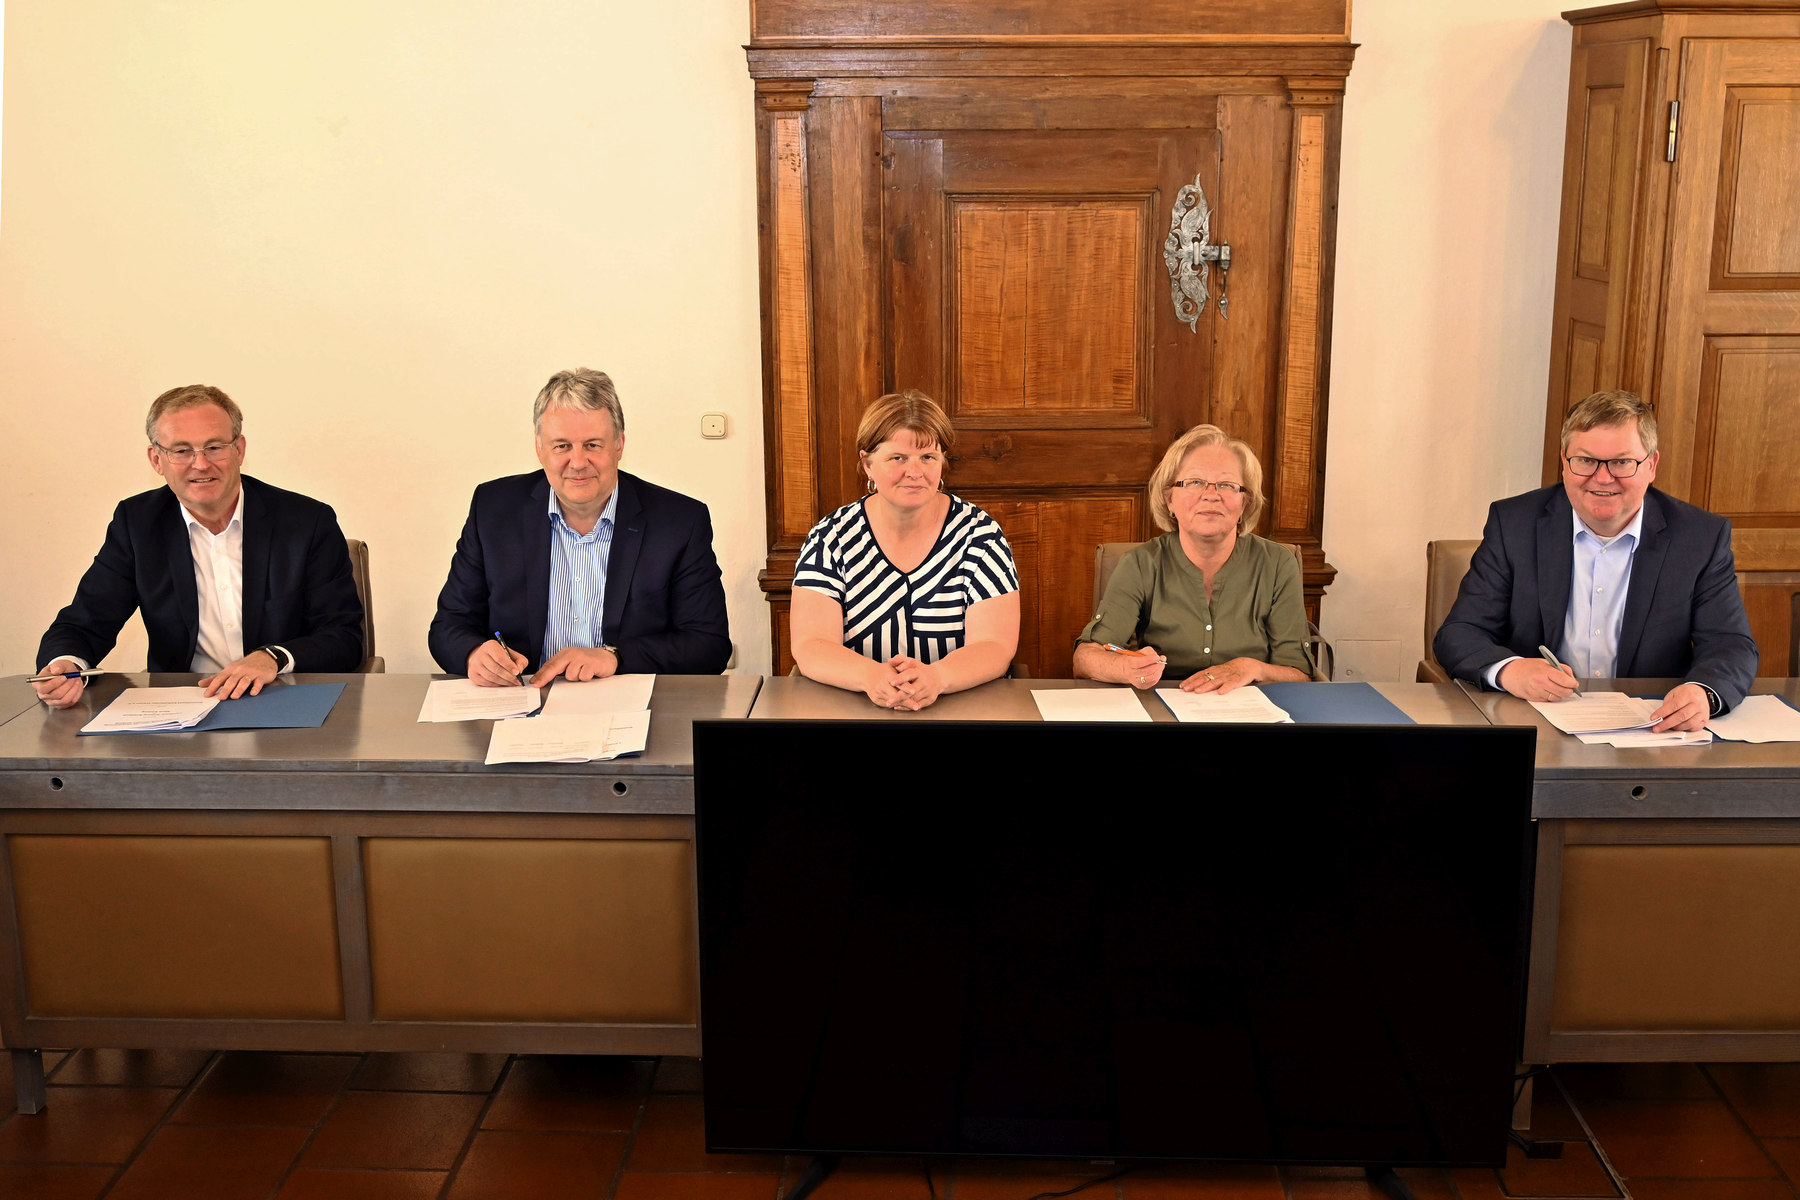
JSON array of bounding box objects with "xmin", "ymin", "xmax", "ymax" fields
[
  {"xmin": 417, "ymin": 678, "xmax": 542, "ymax": 722},
  {"xmin": 1530, "ymin": 691, "xmax": 1660, "ymax": 735},
  {"xmin": 1032, "ymin": 688, "xmax": 1152, "ymax": 722},
  {"xmin": 1156, "ymin": 686, "xmax": 1292, "ymax": 724},
  {"xmin": 540, "ymin": 674, "xmax": 656, "ymax": 717},
  {"xmin": 1706, "ymin": 695, "xmax": 1800, "ymax": 744},
  {"xmin": 80, "ymin": 686, "xmax": 219, "ymax": 733},
  {"xmin": 1576, "ymin": 728, "xmax": 1713, "ymax": 748},
  {"xmin": 484, "ymin": 710, "xmax": 651, "ymax": 764}
]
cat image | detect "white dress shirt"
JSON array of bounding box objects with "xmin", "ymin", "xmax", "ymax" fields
[{"xmin": 182, "ymin": 495, "xmax": 247, "ymax": 673}]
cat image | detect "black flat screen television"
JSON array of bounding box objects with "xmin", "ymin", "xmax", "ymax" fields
[{"xmin": 694, "ymin": 720, "xmax": 1535, "ymax": 1169}]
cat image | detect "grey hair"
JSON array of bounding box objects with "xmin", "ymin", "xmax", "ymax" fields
[
  {"xmin": 533, "ymin": 368, "xmax": 624, "ymax": 436},
  {"xmin": 146, "ymin": 384, "xmax": 243, "ymax": 444}
]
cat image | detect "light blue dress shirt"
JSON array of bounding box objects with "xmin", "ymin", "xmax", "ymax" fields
[
  {"xmin": 542, "ymin": 487, "xmax": 617, "ymax": 662},
  {"xmin": 1481, "ymin": 504, "xmax": 1645, "ymax": 688}
]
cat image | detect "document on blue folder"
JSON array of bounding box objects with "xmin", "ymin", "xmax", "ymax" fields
[
  {"xmin": 1256, "ymin": 682, "xmax": 1416, "ymax": 725},
  {"xmin": 79, "ymin": 682, "xmax": 347, "ymax": 735}
]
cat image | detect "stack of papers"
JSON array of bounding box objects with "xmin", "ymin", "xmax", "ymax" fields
[
  {"xmin": 1707, "ymin": 695, "xmax": 1800, "ymax": 743},
  {"xmin": 417, "ymin": 678, "xmax": 542, "ymax": 722},
  {"xmin": 1530, "ymin": 692, "xmax": 1660, "ymax": 734},
  {"xmin": 1032, "ymin": 688, "xmax": 1152, "ymax": 722},
  {"xmin": 80, "ymin": 687, "xmax": 219, "ymax": 733},
  {"xmin": 1532, "ymin": 691, "xmax": 1711, "ymax": 748},
  {"xmin": 485, "ymin": 711, "xmax": 651, "ymax": 764},
  {"xmin": 1157, "ymin": 686, "xmax": 1292, "ymax": 723}
]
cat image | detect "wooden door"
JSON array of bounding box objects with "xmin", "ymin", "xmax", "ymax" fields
[
  {"xmin": 1659, "ymin": 39, "xmax": 1800, "ymax": 673},
  {"xmin": 878, "ymin": 109, "xmax": 1221, "ymax": 676}
]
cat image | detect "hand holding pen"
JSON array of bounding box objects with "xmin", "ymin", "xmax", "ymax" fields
[
  {"xmin": 1497, "ymin": 645, "xmax": 1579, "ymax": 702},
  {"xmin": 1101, "ymin": 642, "xmax": 1167, "ymax": 691},
  {"xmin": 466, "ymin": 631, "xmax": 529, "ymax": 688},
  {"xmin": 30, "ymin": 660, "xmax": 98, "ymax": 708}
]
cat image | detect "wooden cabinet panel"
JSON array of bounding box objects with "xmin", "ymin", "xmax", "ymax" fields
[
  {"xmin": 751, "ymin": 0, "xmax": 1351, "ymax": 41},
  {"xmin": 1547, "ymin": 3, "xmax": 1800, "ymax": 674}
]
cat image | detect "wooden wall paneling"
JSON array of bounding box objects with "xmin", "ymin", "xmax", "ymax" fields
[
  {"xmin": 1210, "ymin": 94, "xmax": 1290, "ymax": 455},
  {"xmin": 808, "ymin": 97, "xmax": 886, "ymax": 513},
  {"xmin": 750, "ymin": 0, "xmax": 1352, "ymax": 42},
  {"xmin": 883, "ymin": 133, "xmax": 948, "ymax": 405},
  {"xmin": 1541, "ymin": 38, "xmax": 1651, "ymax": 481},
  {"xmin": 1737, "ymin": 570, "xmax": 1800, "ymax": 677},
  {"xmin": 755, "ymin": 80, "xmax": 819, "ymax": 607},
  {"xmin": 1269, "ymin": 79, "xmax": 1342, "ymax": 610}
]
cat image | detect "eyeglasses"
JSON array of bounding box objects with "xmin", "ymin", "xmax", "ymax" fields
[
  {"xmin": 152, "ymin": 440, "xmax": 239, "ymax": 466},
  {"xmin": 1170, "ymin": 477, "xmax": 1247, "ymax": 496},
  {"xmin": 1565, "ymin": 455, "xmax": 1648, "ymax": 478}
]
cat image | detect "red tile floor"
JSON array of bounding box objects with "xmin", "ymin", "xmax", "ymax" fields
[{"xmin": 3, "ymin": 1052, "xmax": 1799, "ymax": 1198}]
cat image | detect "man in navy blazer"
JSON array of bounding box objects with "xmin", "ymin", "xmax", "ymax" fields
[
  {"xmin": 1435, "ymin": 390, "xmax": 1757, "ymax": 730},
  {"xmin": 35, "ymin": 385, "xmax": 366, "ymax": 708},
  {"xmin": 429, "ymin": 368, "xmax": 730, "ymax": 684}
]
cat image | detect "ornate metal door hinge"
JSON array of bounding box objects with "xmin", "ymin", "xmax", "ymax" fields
[{"xmin": 1163, "ymin": 174, "xmax": 1231, "ymax": 328}]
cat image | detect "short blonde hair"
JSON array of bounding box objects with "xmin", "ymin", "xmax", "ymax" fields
[
  {"xmin": 1147, "ymin": 423, "xmax": 1265, "ymax": 535},
  {"xmin": 145, "ymin": 385, "xmax": 242, "ymax": 444},
  {"xmin": 855, "ymin": 390, "xmax": 956, "ymax": 458},
  {"xmin": 1561, "ymin": 389, "xmax": 1657, "ymax": 457}
]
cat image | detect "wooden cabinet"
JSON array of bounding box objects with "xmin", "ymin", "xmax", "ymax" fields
[
  {"xmin": 746, "ymin": 1, "xmax": 1355, "ymax": 675},
  {"xmin": 1545, "ymin": 1, "xmax": 1800, "ymax": 674}
]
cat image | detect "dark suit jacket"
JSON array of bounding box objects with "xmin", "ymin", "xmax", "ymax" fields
[
  {"xmin": 428, "ymin": 471, "xmax": 731, "ymax": 676},
  {"xmin": 1433, "ymin": 484, "xmax": 1758, "ymax": 709},
  {"xmin": 39, "ymin": 476, "xmax": 366, "ymax": 673}
]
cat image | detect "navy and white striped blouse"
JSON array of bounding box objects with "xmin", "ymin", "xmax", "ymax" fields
[{"xmin": 794, "ymin": 495, "xmax": 1019, "ymax": 664}]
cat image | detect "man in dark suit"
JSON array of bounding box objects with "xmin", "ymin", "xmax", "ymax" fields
[
  {"xmin": 429, "ymin": 368, "xmax": 730, "ymax": 685},
  {"xmin": 1434, "ymin": 389, "xmax": 1757, "ymax": 730},
  {"xmin": 35, "ymin": 385, "xmax": 366, "ymax": 708}
]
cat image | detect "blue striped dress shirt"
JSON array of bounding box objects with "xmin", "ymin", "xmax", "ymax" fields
[{"xmin": 542, "ymin": 487, "xmax": 617, "ymax": 662}]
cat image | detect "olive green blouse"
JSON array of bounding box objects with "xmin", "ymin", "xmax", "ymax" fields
[{"xmin": 1076, "ymin": 532, "xmax": 1315, "ymax": 679}]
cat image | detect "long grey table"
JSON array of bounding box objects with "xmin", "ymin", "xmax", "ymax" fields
[
  {"xmin": 0, "ymin": 672, "xmax": 760, "ymax": 1113},
  {"xmin": 1461, "ymin": 678, "xmax": 1800, "ymax": 1064},
  {"xmin": 749, "ymin": 674, "xmax": 1487, "ymax": 725}
]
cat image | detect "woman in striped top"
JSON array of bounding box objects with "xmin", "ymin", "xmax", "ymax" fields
[{"xmin": 791, "ymin": 391, "xmax": 1020, "ymax": 710}]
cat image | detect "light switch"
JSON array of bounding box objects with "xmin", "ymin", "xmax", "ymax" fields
[{"xmin": 701, "ymin": 412, "xmax": 728, "ymax": 439}]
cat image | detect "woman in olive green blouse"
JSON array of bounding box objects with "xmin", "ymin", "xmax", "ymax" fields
[{"xmin": 1073, "ymin": 424, "xmax": 1314, "ymax": 693}]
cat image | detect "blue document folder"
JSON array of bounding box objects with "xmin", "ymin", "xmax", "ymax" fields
[
  {"xmin": 79, "ymin": 682, "xmax": 347, "ymax": 735},
  {"xmin": 1259, "ymin": 681, "xmax": 1415, "ymax": 725}
]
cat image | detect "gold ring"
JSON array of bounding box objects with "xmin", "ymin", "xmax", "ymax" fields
[{"xmin": 1206, "ymin": 672, "xmax": 1216, "ymax": 681}]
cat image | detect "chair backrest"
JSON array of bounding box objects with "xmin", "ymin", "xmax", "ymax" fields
[
  {"xmin": 344, "ymin": 538, "xmax": 382, "ymax": 673},
  {"xmin": 1093, "ymin": 542, "xmax": 1146, "ymax": 610},
  {"xmin": 1417, "ymin": 538, "xmax": 1480, "ymax": 683}
]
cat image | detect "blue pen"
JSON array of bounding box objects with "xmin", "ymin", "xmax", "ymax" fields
[{"xmin": 28, "ymin": 668, "xmax": 103, "ymax": 683}]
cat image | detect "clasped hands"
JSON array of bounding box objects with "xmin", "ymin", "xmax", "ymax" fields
[
  {"xmin": 863, "ymin": 655, "xmax": 944, "ymax": 711},
  {"xmin": 467, "ymin": 641, "xmax": 619, "ymax": 688},
  {"xmin": 1498, "ymin": 659, "xmax": 1710, "ymax": 733}
]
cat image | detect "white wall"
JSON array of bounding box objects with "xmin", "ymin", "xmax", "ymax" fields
[
  {"xmin": 0, "ymin": 0, "xmax": 767, "ymax": 675},
  {"xmin": 0, "ymin": 1, "xmax": 1575, "ymax": 681},
  {"xmin": 1324, "ymin": 1, "xmax": 1573, "ymax": 680}
]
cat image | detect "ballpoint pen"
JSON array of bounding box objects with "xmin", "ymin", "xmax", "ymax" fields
[
  {"xmin": 493, "ymin": 631, "xmax": 527, "ymax": 680},
  {"xmin": 27, "ymin": 668, "xmax": 104, "ymax": 683},
  {"xmin": 1102, "ymin": 643, "xmax": 1168, "ymax": 665},
  {"xmin": 1538, "ymin": 644, "xmax": 1580, "ymax": 695}
]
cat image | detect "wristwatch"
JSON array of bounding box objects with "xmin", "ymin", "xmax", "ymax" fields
[
  {"xmin": 256, "ymin": 644, "xmax": 294, "ymax": 672},
  {"xmin": 601, "ymin": 644, "xmax": 620, "ymax": 660}
]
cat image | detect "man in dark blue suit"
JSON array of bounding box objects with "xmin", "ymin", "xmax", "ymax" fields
[
  {"xmin": 1435, "ymin": 390, "xmax": 1757, "ymax": 730},
  {"xmin": 429, "ymin": 368, "xmax": 730, "ymax": 685},
  {"xmin": 35, "ymin": 385, "xmax": 366, "ymax": 708}
]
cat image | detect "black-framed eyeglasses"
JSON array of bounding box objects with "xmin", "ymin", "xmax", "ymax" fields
[
  {"xmin": 1565, "ymin": 455, "xmax": 1648, "ymax": 478},
  {"xmin": 1170, "ymin": 477, "xmax": 1247, "ymax": 496},
  {"xmin": 152, "ymin": 440, "xmax": 239, "ymax": 466}
]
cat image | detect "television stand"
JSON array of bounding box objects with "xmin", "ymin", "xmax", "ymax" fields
[
  {"xmin": 785, "ymin": 1154, "xmax": 839, "ymax": 1200},
  {"xmin": 1369, "ymin": 1165, "xmax": 1421, "ymax": 1200}
]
